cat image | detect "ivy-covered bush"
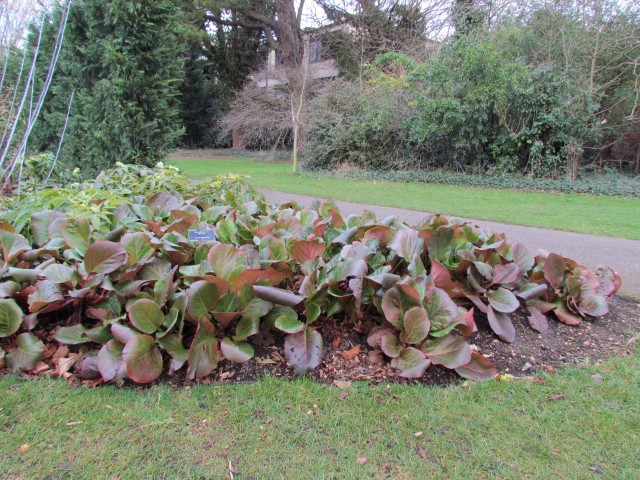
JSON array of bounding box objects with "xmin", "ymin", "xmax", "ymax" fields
[{"xmin": 0, "ymin": 164, "xmax": 621, "ymax": 383}]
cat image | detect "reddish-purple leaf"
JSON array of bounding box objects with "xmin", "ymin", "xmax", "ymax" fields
[
  {"xmin": 421, "ymin": 334, "xmax": 472, "ymax": 369},
  {"xmin": 390, "ymin": 347, "xmax": 430, "ymax": 378},
  {"xmin": 486, "ymin": 288, "xmax": 520, "ymax": 313},
  {"xmin": 284, "ymin": 328, "xmax": 323, "ymax": 374},
  {"xmin": 491, "ymin": 263, "xmax": 521, "ymax": 285},
  {"xmin": 380, "ymin": 333, "xmax": 403, "ymax": 358},
  {"xmin": 187, "ymin": 318, "xmax": 221, "ymax": 380},
  {"xmin": 399, "ymin": 307, "xmax": 430, "ymax": 344},
  {"xmin": 123, "ymin": 335, "xmax": 163, "ymax": 384},
  {"xmin": 290, "ymin": 240, "xmax": 325, "ymax": 264},
  {"xmin": 542, "ymin": 253, "xmax": 566, "ymax": 289},
  {"xmin": 84, "ymin": 241, "xmax": 128, "ymax": 274},
  {"xmin": 526, "ymin": 306, "xmax": 548, "ymax": 333},
  {"xmin": 97, "ymin": 340, "xmax": 127, "ymax": 381},
  {"xmin": 252, "ymin": 285, "xmax": 304, "ymax": 307},
  {"xmin": 487, "ymin": 305, "xmax": 516, "ymax": 343},
  {"xmin": 381, "ymin": 285, "xmax": 421, "ymax": 330},
  {"xmin": 455, "ymin": 351, "xmax": 497, "ymax": 381}
]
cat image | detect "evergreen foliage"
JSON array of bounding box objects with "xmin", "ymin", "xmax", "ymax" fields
[{"xmin": 29, "ymin": 0, "xmax": 186, "ymax": 171}]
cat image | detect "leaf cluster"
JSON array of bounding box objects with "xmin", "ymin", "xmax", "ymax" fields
[{"xmin": 0, "ymin": 164, "xmax": 621, "ymax": 382}]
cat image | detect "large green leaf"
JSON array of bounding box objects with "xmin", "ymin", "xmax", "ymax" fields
[
  {"xmin": 30, "ymin": 210, "xmax": 66, "ymax": 246},
  {"xmin": 128, "ymin": 299, "xmax": 164, "ymax": 334},
  {"xmin": 157, "ymin": 333, "xmax": 188, "ymax": 373},
  {"xmin": 389, "ymin": 228, "xmax": 424, "ymax": 262},
  {"xmin": 43, "ymin": 264, "xmax": 75, "ymax": 284},
  {"xmin": 423, "ymin": 287, "xmax": 457, "ymax": 332},
  {"xmin": 486, "ymin": 305, "xmax": 515, "ymax": 343},
  {"xmin": 207, "ymin": 243, "xmax": 239, "ymax": 279},
  {"xmin": 187, "ymin": 318, "xmax": 220, "ymax": 380},
  {"xmin": 284, "ymin": 328, "xmax": 323, "ymax": 374},
  {"xmin": 220, "ymin": 337, "xmax": 254, "ymax": 363},
  {"xmin": 123, "ymin": 335, "xmax": 163, "ymax": 384},
  {"xmin": 61, "ymin": 218, "xmax": 91, "ymax": 255},
  {"xmin": 486, "ymin": 288, "xmax": 520, "ymax": 313},
  {"xmin": 399, "ymin": 307, "xmax": 430, "ymax": 344},
  {"xmin": 390, "ymin": 347, "xmax": 430, "ymax": 378},
  {"xmin": 380, "ymin": 333, "xmax": 403, "ymax": 358},
  {"xmin": 510, "ymin": 242, "xmax": 534, "ymax": 272},
  {"xmin": 55, "ymin": 324, "xmax": 91, "ymax": 344},
  {"xmin": 186, "ymin": 280, "xmax": 219, "ymax": 322},
  {"xmin": 98, "ymin": 340, "xmax": 127, "ymax": 380},
  {"xmin": 455, "ymin": 351, "xmax": 497, "ymax": 382},
  {"xmin": 427, "ymin": 228, "xmax": 454, "ymax": 265},
  {"xmin": 381, "ymin": 285, "xmax": 421, "ymax": 330},
  {"xmin": 270, "ymin": 306, "xmax": 305, "ymax": 334},
  {"xmin": 121, "ymin": 232, "xmax": 156, "ymax": 266},
  {"xmin": 85, "ymin": 241, "xmax": 128, "ymax": 274},
  {"xmin": 0, "ymin": 298, "xmax": 24, "ymax": 337},
  {"xmin": 234, "ymin": 298, "xmax": 272, "ymax": 341},
  {"xmin": 6, "ymin": 332, "xmax": 44, "ymax": 372},
  {"xmin": 0, "ymin": 230, "xmax": 31, "ymax": 263},
  {"xmin": 421, "ymin": 335, "xmax": 471, "ymax": 369}
]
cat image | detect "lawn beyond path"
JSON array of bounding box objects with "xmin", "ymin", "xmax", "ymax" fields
[
  {"xmin": 2, "ymin": 351, "xmax": 639, "ymax": 479},
  {"xmin": 169, "ymin": 157, "xmax": 640, "ymax": 240}
]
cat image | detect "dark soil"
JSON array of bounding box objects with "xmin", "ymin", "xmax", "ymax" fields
[
  {"xmin": 174, "ymin": 294, "xmax": 640, "ymax": 388},
  {"xmin": 6, "ymin": 296, "xmax": 638, "ymax": 389}
]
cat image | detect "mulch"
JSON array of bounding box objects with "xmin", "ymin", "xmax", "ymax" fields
[{"xmin": 172, "ymin": 294, "xmax": 640, "ymax": 389}]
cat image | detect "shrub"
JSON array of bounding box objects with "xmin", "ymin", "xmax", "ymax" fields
[{"xmin": 0, "ymin": 164, "xmax": 621, "ymax": 383}]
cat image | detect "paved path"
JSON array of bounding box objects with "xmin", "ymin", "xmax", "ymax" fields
[{"xmin": 260, "ymin": 189, "xmax": 640, "ymax": 300}]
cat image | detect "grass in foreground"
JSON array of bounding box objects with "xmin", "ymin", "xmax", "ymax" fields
[
  {"xmin": 170, "ymin": 157, "xmax": 640, "ymax": 239},
  {"xmin": 1, "ymin": 351, "xmax": 639, "ymax": 479}
]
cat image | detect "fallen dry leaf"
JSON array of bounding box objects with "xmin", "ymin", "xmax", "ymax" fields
[
  {"xmin": 340, "ymin": 345, "xmax": 361, "ymax": 361},
  {"xmin": 591, "ymin": 373, "xmax": 603, "ymax": 383},
  {"xmin": 357, "ymin": 457, "xmax": 368, "ymax": 465},
  {"xmin": 332, "ymin": 336, "xmax": 342, "ymax": 349},
  {"xmin": 333, "ymin": 380, "xmax": 352, "ymax": 389},
  {"xmin": 18, "ymin": 444, "xmax": 30, "ymax": 453},
  {"xmin": 548, "ymin": 394, "xmax": 566, "ymax": 401},
  {"xmin": 414, "ymin": 431, "xmax": 424, "ymax": 437},
  {"xmin": 56, "ymin": 357, "xmax": 76, "ymax": 376},
  {"xmin": 415, "ymin": 445, "xmax": 427, "ymax": 458},
  {"xmin": 66, "ymin": 421, "xmax": 84, "ymax": 426},
  {"xmin": 339, "ymin": 392, "xmax": 348, "ymax": 399}
]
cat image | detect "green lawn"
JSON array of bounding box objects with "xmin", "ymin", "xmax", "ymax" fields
[
  {"xmin": 1, "ymin": 351, "xmax": 638, "ymax": 479},
  {"xmin": 170, "ymin": 157, "xmax": 640, "ymax": 240}
]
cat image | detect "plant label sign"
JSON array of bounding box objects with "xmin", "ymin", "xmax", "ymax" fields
[{"xmin": 188, "ymin": 229, "xmax": 217, "ymax": 243}]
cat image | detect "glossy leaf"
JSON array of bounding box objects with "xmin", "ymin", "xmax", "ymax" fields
[
  {"xmin": 123, "ymin": 335, "xmax": 163, "ymax": 384},
  {"xmin": 6, "ymin": 332, "xmax": 44, "ymax": 372},
  {"xmin": 0, "ymin": 298, "xmax": 24, "ymax": 337},
  {"xmin": 55, "ymin": 324, "xmax": 91, "ymax": 344},
  {"xmin": 455, "ymin": 351, "xmax": 497, "ymax": 381},
  {"xmin": 421, "ymin": 335, "xmax": 471, "ymax": 369},
  {"xmin": 128, "ymin": 299, "xmax": 164, "ymax": 334},
  {"xmin": 220, "ymin": 337, "xmax": 254, "ymax": 363},
  {"xmin": 399, "ymin": 307, "xmax": 430, "ymax": 344},
  {"xmin": 284, "ymin": 329, "xmax": 323, "ymax": 374},
  {"xmin": 98, "ymin": 340, "xmax": 127, "ymax": 381},
  {"xmin": 390, "ymin": 347, "xmax": 430, "ymax": 378},
  {"xmin": 186, "ymin": 281, "xmax": 219, "ymax": 322},
  {"xmin": 84, "ymin": 241, "xmax": 128, "ymax": 274},
  {"xmin": 486, "ymin": 288, "xmax": 520, "ymax": 313},
  {"xmin": 187, "ymin": 318, "xmax": 220, "ymax": 380},
  {"xmin": 253, "ymin": 285, "xmax": 304, "ymax": 307},
  {"xmin": 424, "ymin": 287, "xmax": 458, "ymax": 332},
  {"xmin": 487, "ymin": 305, "xmax": 516, "ymax": 343}
]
